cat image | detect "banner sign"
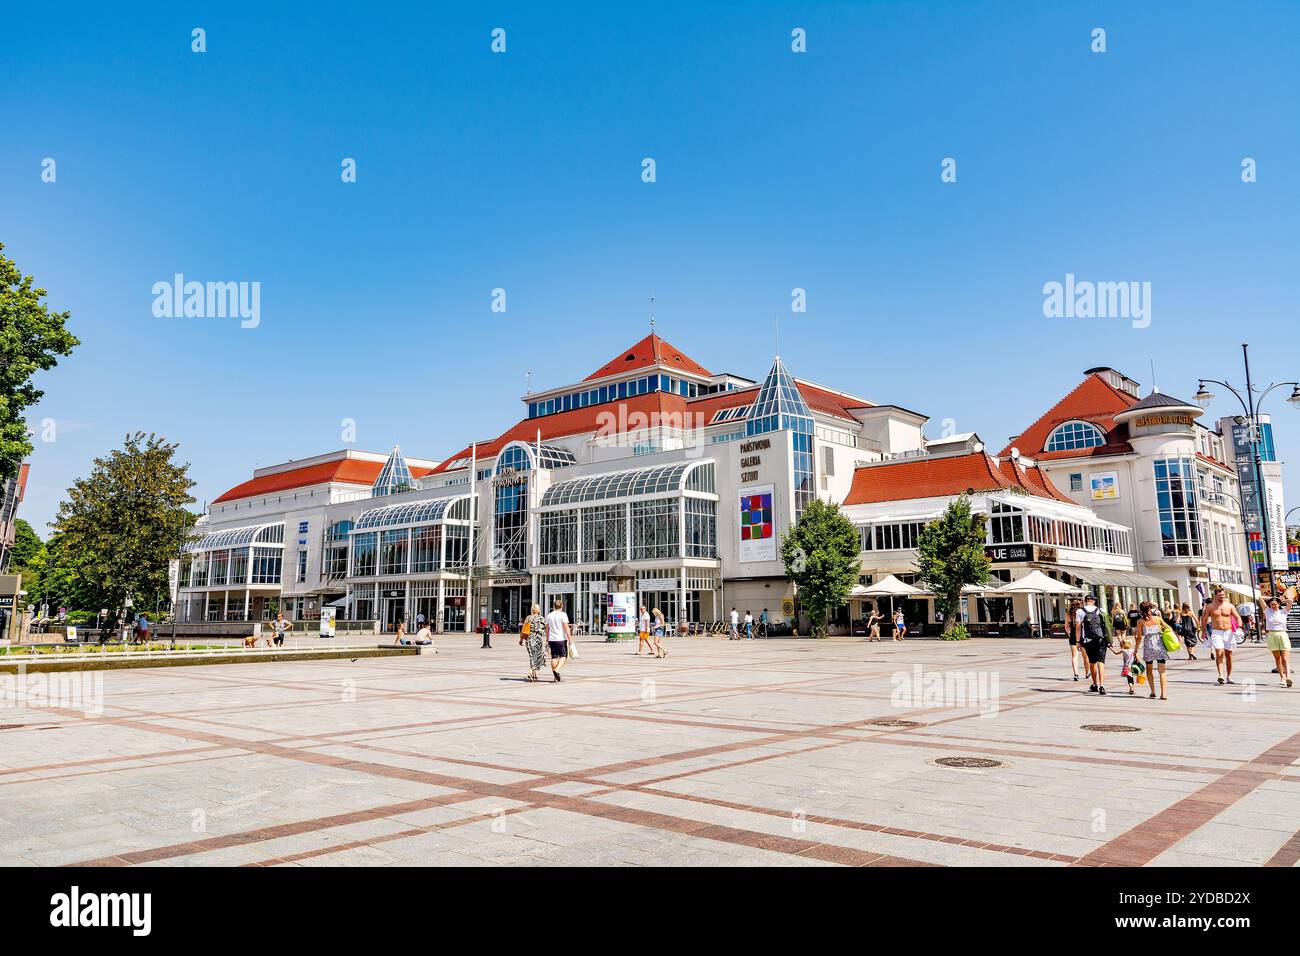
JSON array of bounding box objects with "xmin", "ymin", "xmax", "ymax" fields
[{"xmin": 739, "ymin": 483, "xmax": 777, "ymax": 562}]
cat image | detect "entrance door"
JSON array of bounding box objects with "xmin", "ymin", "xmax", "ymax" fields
[{"xmin": 384, "ymin": 599, "xmax": 405, "ymax": 633}]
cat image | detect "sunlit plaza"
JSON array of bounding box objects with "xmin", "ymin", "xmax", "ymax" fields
[{"xmin": 2, "ymin": 635, "xmax": 1295, "ymax": 868}]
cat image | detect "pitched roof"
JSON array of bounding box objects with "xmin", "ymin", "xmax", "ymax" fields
[
  {"xmin": 1000, "ymin": 372, "xmax": 1139, "ymax": 460},
  {"xmin": 583, "ymin": 333, "xmax": 712, "ymax": 382},
  {"xmin": 431, "ymin": 391, "xmax": 691, "ymax": 473},
  {"xmin": 213, "ymin": 457, "xmax": 435, "ymax": 503},
  {"xmin": 844, "ymin": 452, "xmax": 1070, "ymax": 505},
  {"xmin": 1123, "ymin": 391, "xmax": 1198, "ymax": 412}
]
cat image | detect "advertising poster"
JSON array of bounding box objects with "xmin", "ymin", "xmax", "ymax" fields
[
  {"xmin": 319, "ymin": 607, "xmax": 336, "ymax": 638},
  {"xmin": 1089, "ymin": 471, "xmax": 1119, "ymax": 500},
  {"xmin": 605, "ymin": 591, "xmax": 636, "ymax": 638},
  {"xmin": 739, "ymin": 483, "xmax": 777, "ymax": 562}
]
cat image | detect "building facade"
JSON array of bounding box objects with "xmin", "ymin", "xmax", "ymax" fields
[
  {"xmin": 1004, "ymin": 368, "xmax": 1257, "ymax": 605},
  {"xmin": 179, "ymin": 334, "xmax": 929, "ymax": 632}
]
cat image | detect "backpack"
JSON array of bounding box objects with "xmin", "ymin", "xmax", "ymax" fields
[{"xmin": 1082, "ymin": 606, "xmax": 1104, "ymax": 640}]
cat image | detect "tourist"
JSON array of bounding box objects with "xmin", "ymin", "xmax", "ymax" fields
[
  {"xmin": 650, "ymin": 606, "xmax": 668, "ymax": 658},
  {"xmin": 413, "ymin": 620, "xmax": 433, "ymax": 648},
  {"xmin": 1114, "ymin": 625, "xmax": 1138, "ymax": 696},
  {"xmin": 1263, "ymin": 590, "xmax": 1295, "ymax": 688},
  {"xmin": 744, "ymin": 609, "xmax": 754, "ymax": 640},
  {"xmin": 1127, "ymin": 603, "xmax": 1141, "ymax": 634},
  {"xmin": 545, "ymin": 597, "xmax": 572, "ymax": 681},
  {"xmin": 393, "ymin": 620, "xmax": 407, "ymax": 646},
  {"xmin": 759, "ymin": 608, "xmax": 769, "ymax": 638},
  {"xmin": 893, "ymin": 608, "xmax": 906, "ymax": 641},
  {"xmin": 867, "ymin": 606, "xmax": 883, "ymax": 642},
  {"xmin": 1177, "ymin": 603, "xmax": 1199, "ymax": 660},
  {"xmin": 1139, "ymin": 602, "xmax": 1168, "ymax": 700},
  {"xmin": 1078, "ymin": 594, "xmax": 1109, "ymax": 694},
  {"xmin": 271, "ymin": 611, "xmax": 292, "ymax": 647},
  {"xmin": 729, "ymin": 607, "xmax": 740, "ymax": 641},
  {"xmin": 1111, "ymin": 601, "xmax": 1128, "ymax": 642},
  {"xmin": 637, "ymin": 604, "xmax": 653, "ymax": 655},
  {"xmin": 135, "ymin": 612, "xmax": 150, "ymax": 645},
  {"xmin": 520, "ymin": 603, "xmax": 547, "ymax": 681},
  {"xmin": 1066, "ymin": 598, "xmax": 1085, "ymax": 682},
  {"xmin": 1199, "ymin": 588, "xmax": 1242, "ymax": 685}
]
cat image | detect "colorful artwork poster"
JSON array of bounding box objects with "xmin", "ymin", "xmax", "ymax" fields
[
  {"xmin": 739, "ymin": 484, "xmax": 777, "ymax": 562},
  {"xmin": 1090, "ymin": 471, "xmax": 1119, "ymax": 500}
]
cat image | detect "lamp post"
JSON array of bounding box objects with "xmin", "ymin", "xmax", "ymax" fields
[{"xmin": 1195, "ymin": 343, "xmax": 1300, "ymax": 598}]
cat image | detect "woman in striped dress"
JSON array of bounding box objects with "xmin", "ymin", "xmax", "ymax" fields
[{"xmin": 520, "ymin": 604, "xmax": 548, "ymax": 682}]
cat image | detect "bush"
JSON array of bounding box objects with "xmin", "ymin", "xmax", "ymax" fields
[{"xmin": 940, "ymin": 623, "xmax": 971, "ymax": 641}]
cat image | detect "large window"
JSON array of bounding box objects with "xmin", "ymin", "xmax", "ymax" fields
[
  {"xmin": 792, "ymin": 432, "xmax": 815, "ymax": 522},
  {"xmin": 380, "ymin": 529, "xmax": 409, "ymax": 575},
  {"xmin": 582, "ymin": 504, "xmax": 627, "ymax": 563},
  {"xmin": 493, "ymin": 445, "xmax": 531, "ymax": 571},
  {"xmin": 351, "ymin": 532, "xmax": 377, "ymax": 577},
  {"xmin": 444, "ymin": 525, "xmax": 470, "ymax": 569},
  {"xmin": 1045, "ymin": 421, "xmax": 1106, "ymax": 452},
  {"xmin": 632, "ymin": 498, "xmax": 679, "ymax": 560},
  {"xmin": 987, "ymin": 501, "xmax": 1025, "ymax": 544},
  {"xmin": 250, "ymin": 547, "xmax": 282, "ymax": 584},
  {"xmin": 684, "ymin": 497, "xmax": 717, "ymax": 558},
  {"xmin": 411, "ymin": 526, "xmax": 442, "ymax": 573},
  {"xmin": 539, "ymin": 510, "xmax": 579, "ymax": 566},
  {"xmin": 1154, "ymin": 457, "xmax": 1203, "ymax": 558}
]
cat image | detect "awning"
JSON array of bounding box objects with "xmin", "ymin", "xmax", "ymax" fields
[
  {"xmin": 1213, "ymin": 581, "xmax": 1258, "ymax": 600},
  {"xmin": 1058, "ymin": 566, "xmax": 1177, "ymax": 591}
]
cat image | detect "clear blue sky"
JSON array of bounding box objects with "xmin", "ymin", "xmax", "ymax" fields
[{"xmin": 4, "ymin": 1, "xmax": 1299, "ymax": 534}]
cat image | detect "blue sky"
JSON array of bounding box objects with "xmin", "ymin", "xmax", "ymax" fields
[{"xmin": 4, "ymin": 1, "xmax": 1299, "ymax": 533}]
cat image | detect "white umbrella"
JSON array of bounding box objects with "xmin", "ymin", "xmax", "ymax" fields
[
  {"xmin": 994, "ymin": 570, "xmax": 1083, "ymax": 637},
  {"xmin": 858, "ymin": 574, "xmax": 926, "ymax": 596},
  {"xmin": 994, "ymin": 570, "xmax": 1084, "ymax": 595}
]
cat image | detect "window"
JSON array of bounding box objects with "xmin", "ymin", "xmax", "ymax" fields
[
  {"xmin": 631, "ymin": 498, "xmax": 680, "ymax": 560},
  {"xmin": 1069, "ymin": 473, "xmax": 1083, "ymax": 492},
  {"xmin": 351, "ymin": 532, "xmax": 377, "ymax": 577},
  {"xmin": 987, "ymin": 502, "xmax": 1025, "ymax": 544},
  {"xmin": 1045, "ymin": 421, "xmax": 1105, "ymax": 452},
  {"xmin": 411, "ymin": 526, "xmax": 441, "ymax": 573},
  {"xmin": 250, "ymin": 547, "xmax": 282, "ymax": 584},
  {"xmin": 380, "ymin": 529, "xmax": 409, "ymax": 575},
  {"xmin": 296, "ymin": 550, "xmax": 307, "ymax": 583},
  {"xmin": 581, "ymin": 503, "xmax": 627, "ymax": 563},
  {"xmin": 684, "ymin": 497, "xmax": 717, "ymax": 558},
  {"xmin": 1154, "ymin": 457, "xmax": 1203, "ymax": 558},
  {"xmin": 539, "ymin": 510, "xmax": 579, "ymax": 566}
]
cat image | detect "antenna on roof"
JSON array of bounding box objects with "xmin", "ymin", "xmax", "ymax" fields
[
  {"xmin": 525, "ymin": 369, "xmax": 532, "ymax": 394},
  {"xmin": 649, "ymin": 294, "xmax": 655, "ymax": 335},
  {"xmin": 1150, "ymin": 359, "xmax": 1159, "ymax": 394},
  {"xmin": 775, "ymin": 314, "xmax": 780, "ymax": 360}
]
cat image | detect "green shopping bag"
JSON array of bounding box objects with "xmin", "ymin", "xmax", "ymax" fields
[{"xmin": 1160, "ymin": 622, "xmax": 1182, "ymax": 652}]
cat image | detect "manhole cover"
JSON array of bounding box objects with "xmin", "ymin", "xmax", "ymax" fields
[
  {"xmin": 935, "ymin": 756, "xmax": 1003, "ymax": 769},
  {"xmin": 866, "ymin": 718, "xmax": 922, "ymax": 728},
  {"xmin": 1081, "ymin": 724, "xmax": 1141, "ymax": 733}
]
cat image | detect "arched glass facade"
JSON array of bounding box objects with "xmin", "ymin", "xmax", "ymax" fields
[{"xmin": 1045, "ymin": 420, "xmax": 1106, "ymax": 452}]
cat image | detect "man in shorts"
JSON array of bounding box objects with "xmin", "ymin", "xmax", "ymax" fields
[
  {"xmin": 545, "ymin": 598, "xmax": 572, "ymax": 682},
  {"xmin": 1077, "ymin": 594, "xmax": 1111, "ymax": 694},
  {"xmin": 1199, "ymin": 588, "xmax": 1242, "ymax": 685},
  {"xmin": 729, "ymin": 607, "xmax": 740, "ymax": 641}
]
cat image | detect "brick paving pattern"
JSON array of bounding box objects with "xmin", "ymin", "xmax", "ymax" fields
[{"xmin": 0, "ymin": 636, "xmax": 1295, "ymax": 867}]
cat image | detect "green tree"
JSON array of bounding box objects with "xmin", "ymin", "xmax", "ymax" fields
[
  {"xmin": 781, "ymin": 498, "xmax": 860, "ymax": 638},
  {"xmin": 915, "ymin": 494, "xmax": 992, "ymax": 634},
  {"xmin": 51, "ymin": 432, "xmax": 196, "ymax": 613},
  {"xmin": 9, "ymin": 517, "xmax": 44, "ymax": 567},
  {"xmin": 0, "ymin": 243, "xmax": 80, "ymax": 479}
]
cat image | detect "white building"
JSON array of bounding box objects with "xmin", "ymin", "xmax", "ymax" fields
[
  {"xmin": 1004, "ymin": 368, "xmax": 1256, "ymax": 605},
  {"xmin": 178, "ymin": 334, "xmax": 930, "ymax": 633}
]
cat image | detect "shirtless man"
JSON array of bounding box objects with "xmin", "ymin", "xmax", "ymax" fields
[{"xmin": 1199, "ymin": 588, "xmax": 1242, "ymax": 685}]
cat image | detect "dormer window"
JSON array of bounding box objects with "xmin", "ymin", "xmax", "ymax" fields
[{"xmin": 1045, "ymin": 420, "xmax": 1106, "ymax": 452}]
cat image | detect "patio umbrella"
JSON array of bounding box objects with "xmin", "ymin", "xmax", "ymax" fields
[
  {"xmin": 994, "ymin": 570, "xmax": 1084, "ymax": 636},
  {"xmin": 856, "ymin": 575, "xmax": 926, "ymax": 625}
]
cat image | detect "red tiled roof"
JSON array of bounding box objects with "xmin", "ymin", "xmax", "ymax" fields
[
  {"xmin": 213, "ymin": 458, "xmax": 434, "ymax": 503},
  {"xmin": 1000, "ymin": 373, "xmax": 1139, "ymax": 459},
  {"xmin": 583, "ymin": 333, "xmax": 712, "ymax": 382},
  {"xmin": 845, "ymin": 452, "xmax": 1069, "ymax": 505},
  {"xmin": 794, "ymin": 381, "xmax": 872, "ymax": 420},
  {"xmin": 431, "ymin": 391, "xmax": 692, "ymax": 473}
]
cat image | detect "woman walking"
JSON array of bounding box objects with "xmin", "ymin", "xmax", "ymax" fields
[
  {"xmin": 520, "ymin": 603, "xmax": 548, "ymax": 682},
  {"xmin": 1066, "ymin": 598, "xmax": 1085, "ymax": 682},
  {"xmin": 867, "ymin": 606, "xmax": 883, "ymax": 642},
  {"xmin": 1263, "ymin": 590, "xmax": 1295, "ymax": 688},
  {"xmin": 1177, "ymin": 603, "xmax": 1199, "ymax": 660},
  {"xmin": 1139, "ymin": 602, "xmax": 1168, "ymax": 700},
  {"xmin": 650, "ymin": 606, "xmax": 668, "ymax": 658}
]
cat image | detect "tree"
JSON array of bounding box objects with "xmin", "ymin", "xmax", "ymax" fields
[
  {"xmin": 0, "ymin": 243, "xmax": 80, "ymax": 479},
  {"xmin": 781, "ymin": 498, "xmax": 860, "ymax": 638},
  {"xmin": 915, "ymin": 494, "xmax": 992, "ymax": 634},
  {"xmin": 9, "ymin": 517, "xmax": 43, "ymax": 568},
  {"xmin": 50, "ymin": 432, "xmax": 196, "ymax": 613}
]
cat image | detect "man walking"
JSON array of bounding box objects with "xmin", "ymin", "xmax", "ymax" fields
[
  {"xmin": 1199, "ymin": 588, "xmax": 1242, "ymax": 685},
  {"xmin": 1077, "ymin": 594, "xmax": 1110, "ymax": 695},
  {"xmin": 729, "ymin": 607, "xmax": 739, "ymax": 641},
  {"xmin": 545, "ymin": 598, "xmax": 572, "ymax": 682}
]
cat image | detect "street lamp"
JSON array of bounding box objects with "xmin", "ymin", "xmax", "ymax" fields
[{"xmin": 1197, "ymin": 343, "xmax": 1300, "ymax": 597}]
